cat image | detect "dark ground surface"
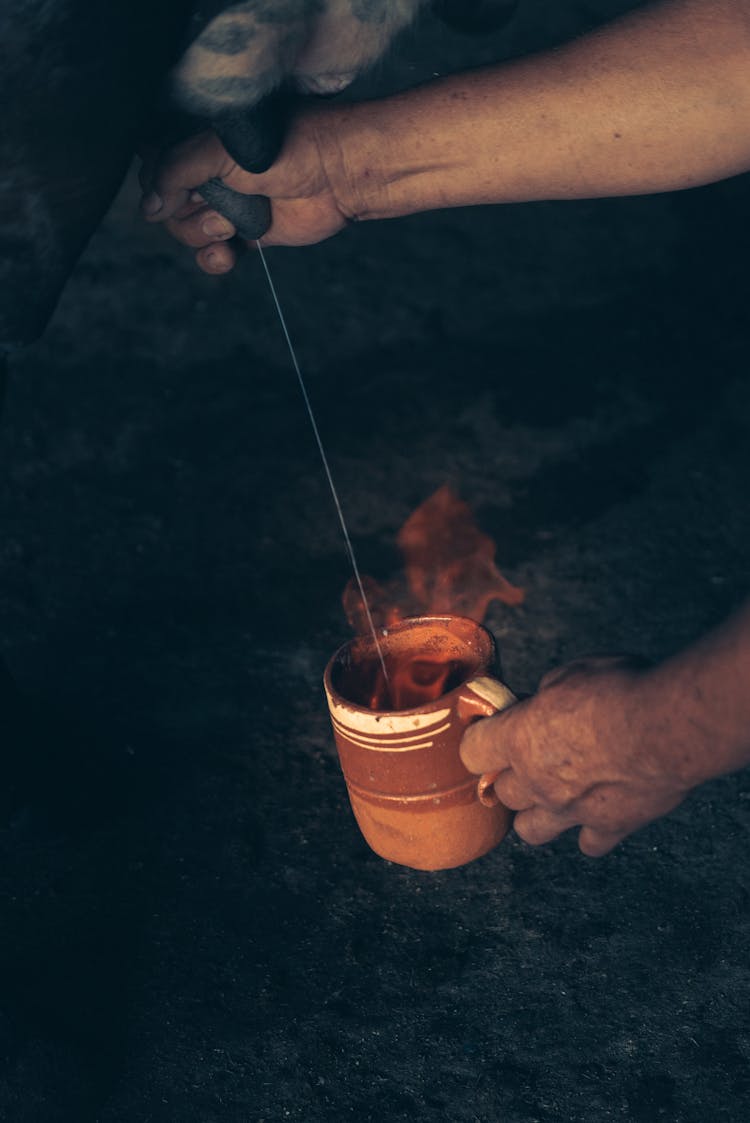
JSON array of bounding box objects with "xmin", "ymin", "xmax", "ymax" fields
[{"xmin": 2, "ymin": 3, "xmax": 750, "ymax": 1121}]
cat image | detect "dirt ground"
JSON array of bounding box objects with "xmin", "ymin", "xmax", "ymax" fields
[{"xmin": 2, "ymin": 3, "xmax": 750, "ymax": 1120}]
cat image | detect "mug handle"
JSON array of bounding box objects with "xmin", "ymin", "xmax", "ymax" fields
[{"xmin": 457, "ymin": 676, "xmax": 517, "ymax": 808}]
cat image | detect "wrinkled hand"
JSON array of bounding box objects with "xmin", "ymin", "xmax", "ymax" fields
[
  {"xmin": 140, "ymin": 109, "xmax": 350, "ymax": 274},
  {"xmin": 460, "ymin": 656, "xmax": 692, "ymax": 856}
]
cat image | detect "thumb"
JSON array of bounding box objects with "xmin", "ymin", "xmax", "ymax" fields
[
  {"xmin": 143, "ymin": 131, "xmax": 244, "ymax": 222},
  {"xmin": 460, "ymin": 701, "xmax": 525, "ymax": 773}
]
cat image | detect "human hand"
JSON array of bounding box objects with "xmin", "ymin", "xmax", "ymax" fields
[
  {"xmin": 140, "ymin": 108, "xmax": 352, "ymax": 275},
  {"xmin": 460, "ymin": 656, "xmax": 693, "ymax": 856}
]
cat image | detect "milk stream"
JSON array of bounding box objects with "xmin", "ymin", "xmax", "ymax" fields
[{"xmin": 256, "ymin": 242, "xmax": 390, "ymax": 689}]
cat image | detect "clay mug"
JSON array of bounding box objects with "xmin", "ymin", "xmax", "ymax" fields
[{"xmin": 323, "ymin": 615, "xmax": 516, "ymax": 871}]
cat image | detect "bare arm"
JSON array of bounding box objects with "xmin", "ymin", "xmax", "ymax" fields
[
  {"xmin": 143, "ymin": 0, "xmax": 750, "ymax": 269},
  {"xmin": 330, "ymin": 0, "xmax": 750, "ymax": 219},
  {"xmin": 459, "ymin": 600, "xmax": 750, "ymax": 856}
]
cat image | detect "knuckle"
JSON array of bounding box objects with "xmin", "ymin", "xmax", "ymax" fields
[
  {"xmin": 496, "ymin": 782, "xmax": 527, "ymax": 813},
  {"xmin": 544, "ymin": 780, "xmax": 577, "ymax": 814},
  {"xmin": 579, "ymin": 828, "xmax": 623, "ymax": 857},
  {"xmin": 514, "ymin": 810, "xmax": 561, "ymax": 846},
  {"xmin": 513, "ymin": 818, "xmax": 538, "ymax": 844}
]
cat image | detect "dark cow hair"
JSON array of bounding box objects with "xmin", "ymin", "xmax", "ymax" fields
[{"xmin": 433, "ymin": 0, "xmax": 520, "ymax": 35}]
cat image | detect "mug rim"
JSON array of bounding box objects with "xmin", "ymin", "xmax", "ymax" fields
[{"xmin": 323, "ymin": 613, "xmax": 496, "ymax": 717}]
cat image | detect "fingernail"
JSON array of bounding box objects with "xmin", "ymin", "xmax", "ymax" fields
[
  {"xmin": 205, "ymin": 252, "xmax": 230, "ymax": 273},
  {"xmin": 190, "ymin": 191, "xmax": 204, "ymax": 204},
  {"xmin": 142, "ymin": 191, "xmax": 163, "ymax": 216},
  {"xmin": 202, "ymin": 216, "xmax": 233, "ymax": 238}
]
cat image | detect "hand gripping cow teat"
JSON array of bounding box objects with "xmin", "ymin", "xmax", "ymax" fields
[
  {"xmin": 170, "ymin": 0, "xmax": 432, "ymax": 243},
  {"xmin": 198, "ymin": 89, "xmax": 293, "ymax": 242}
]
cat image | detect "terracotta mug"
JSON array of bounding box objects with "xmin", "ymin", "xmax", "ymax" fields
[{"xmin": 323, "ymin": 615, "xmax": 516, "ymax": 871}]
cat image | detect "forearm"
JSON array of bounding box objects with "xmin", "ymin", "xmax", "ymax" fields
[
  {"xmin": 321, "ymin": 0, "xmax": 750, "ymax": 220},
  {"xmin": 640, "ymin": 599, "xmax": 750, "ymax": 788}
]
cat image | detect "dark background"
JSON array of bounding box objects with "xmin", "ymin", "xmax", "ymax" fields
[{"xmin": 2, "ymin": 2, "xmax": 750, "ymax": 1119}]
